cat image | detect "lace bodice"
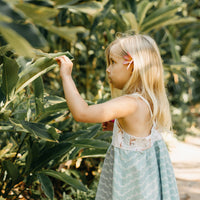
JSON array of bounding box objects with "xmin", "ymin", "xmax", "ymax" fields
[{"xmin": 111, "ymin": 93, "xmax": 163, "ymax": 151}]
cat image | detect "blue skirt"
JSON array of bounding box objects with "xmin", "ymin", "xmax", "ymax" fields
[{"xmin": 95, "ymin": 140, "xmax": 179, "ymax": 200}]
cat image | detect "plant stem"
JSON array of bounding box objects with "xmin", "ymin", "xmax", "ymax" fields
[
  {"xmin": 0, "ymin": 169, "xmax": 6, "ymax": 196},
  {"xmin": 12, "ymin": 132, "xmax": 28, "ymax": 164}
]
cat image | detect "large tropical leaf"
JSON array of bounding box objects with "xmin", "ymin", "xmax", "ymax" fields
[
  {"xmin": 0, "ymin": 25, "xmax": 35, "ymax": 57},
  {"xmin": 26, "ymin": 142, "xmax": 72, "ymax": 173},
  {"xmin": 72, "ymin": 138, "xmax": 110, "ymax": 149},
  {"xmin": 140, "ymin": 4, "xmax": 197, "ymax": 33},
  {"xmin": 56, "ymin": 1, "xmax": 103, "ymax": 16},
  {"xmin": 137, "ymin": 0, "xmax": 154, "ymax": 25},
  {"xmin": 0, "ymin": 0, "xmax": 47, "ymax": 48},
  {"xmin": 38, "ymin": 173, "xmax": 54, "ymax": 200},
  {"xmin": 2, "ymin": 160, "xmax": 20, "ymax": 185},
  {"xmin": 122, "ymin": 12, "xmax": 139, "ymax": 33},
  {"xmin": 15, "ymin": 2, "xmax": 59, "ymax": 25},
  {"xmin": 32, "ymin": 77, "xmax": 44, "ymax": 117},
  {"xmin": 0, "ymin": 13, "xmax": 12, "ymax": 23},
  {"xmin": 77, "ymin": 124, "xmax": 101, "ymax": 139},
  {"xmin": 15, "ymin": 2, "xmax": 87, "ymax": 42},
  {"xmin": 36, "ymin": 101, "xmax": 68, "ymax": 122},
  {"xmin": 0, "ymin": 143, "xmax": 13, "ymax": 160},
  {"xmin": 80, "ymin": 148, "xmax": 107, "ymax": 158},
  {"xmin": 15, "ymin": 51, "xmax": 72, "ymax": 94},
  {"xmin": 9, "ymin": 119, "xmax": 60, "ymax": 142},
  {"xmin": 0, "ymin": 56, "xmax": 19, "ymax": 102},
  {"xmin": 41, "ymin": 170, "xmax": 87, "ymax": 192},
  {"xmin": 165, "ymin": 28, "xmax": 181, "ymax": 62},
  {"xmin": 21, "ymin": 121, "xmax": 60, "ymax": 142},
  {"xmin": 46, "ymin": 26, "xmax": 88, "ymax": 42},
  {"xmin": 90, "ymin": 0, "xmax": 113, "ymax": 34}
]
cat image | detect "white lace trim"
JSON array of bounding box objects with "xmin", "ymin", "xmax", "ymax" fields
[{"xmin": 111, "ymin": 119, "xmax": 163, "ymax": 151}]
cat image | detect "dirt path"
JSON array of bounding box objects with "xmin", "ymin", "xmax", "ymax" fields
[{"xmin": 167, "ymin": 134, "xmax": 200, "ymax": 200}]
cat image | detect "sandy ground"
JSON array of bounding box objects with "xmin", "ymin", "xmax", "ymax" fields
[{"xmin": 167, "ymin": 134, "xmax": 200, "ymax": 200}]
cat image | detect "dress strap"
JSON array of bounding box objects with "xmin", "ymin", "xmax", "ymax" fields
[{"xmin": 129, "ymin": 93, "xmax": 153, "ymax": 117}]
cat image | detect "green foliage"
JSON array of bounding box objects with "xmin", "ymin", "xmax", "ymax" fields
[
  {"xmin": 0, "ymin": 0, "xmax": 199, "ymax": 199},
  {"xmin": 0, "ymin": 48, "xmax": 108, "ymax": 198}
]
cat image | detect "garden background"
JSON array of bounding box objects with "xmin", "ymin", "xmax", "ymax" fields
[{"xmin": 0, "ymin": 0, "xmax": 199, "ymax": 199}]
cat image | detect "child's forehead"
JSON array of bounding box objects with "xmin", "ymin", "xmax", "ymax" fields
[{"xmin": 109, "ymin": 43, "xmax": 122, "ymax": 59}]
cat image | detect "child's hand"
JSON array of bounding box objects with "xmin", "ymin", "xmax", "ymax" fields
[
  {"xmin": 102, "ymin": 120, "xmax": 114, "ymax": 131},
  {"xmin": 55, "ymin": 55, "xmax": 73, "ymax": 78}
]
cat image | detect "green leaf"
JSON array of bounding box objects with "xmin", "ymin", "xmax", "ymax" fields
[
  {"xmin": 25, "ymin": 141, "xmax": 40, "ymax": 174},
  {"xmin": 56, "ymin": 1, "xmax": 103, "ymax": 16},
  {"xmin": 33, "ymin": 77, "xmax": 44, "ymax": 100},
  {"xmin": 36, "ymin": 101, "xmax": 68, "ymax": 122},
  {"xmin": 122, "ymin": 12, "xmax": 139, "ymax": 33},
  {"xmin": 0, "ymin": 13, "xmax": 12, "ymax": 23},
  {"xmin": 0, "ymin": 143, "xmax": 13, "ymax": 159},
  {"xmin": 77, "ymin": 124, "xmax": 101, "ymax": 139},
  {"xmin": 191, "ymin": 8, "xmax": 200, "ymax": 17},
  {"xmin": 60, "ymin": 130, "xmax": 87, "ymax": 142},
  {"xmin": 15, "ymin": 2, "xmax": 59, "ymax": 26},
  {"xmin": 137, "ymin": 0, "xmax": 154, "ymax": 25},
  {"xmin": 111, "ymin": 9, "xmax": 127, "ymax": 31},
  {"xmin": 164, "ymin": 17, "xmax": 197, "ymax": 25},
  {"xmin": 55, "ymin": 0, "xmax": 80, "ymax": 5},
  {"xmin": 0, "ymin": 25, "xmax": 35, "ymax": 57},
  {"xmin": 2, "ymin": 160, "xmax": 20, "ymax": 184},
  {"xmin": 32, "ymin": 77, "xmax": 44, "ymax": 116},
  {"xmin": 86, "ymin": 124, "xmax": 101, "ymax": 138},
  {"xmin": 15, "ymin": 2, "xmax": 87, "ymax": 42},
  {"xmin": 165, "ymin": 29, "xmax": 180, "ymax": 62},
  {"xmin": 21, "ymin": 121, "xmax": 60, "ymax": 142},
  {"xmin": 29, "ymin": 142, "xmax": 72, "ymax": 172},
  {"xmin": 38, "ymin": 173, "xmax": 54, "ymax": 200},
  {"xmin": 141, "ymin": 5, "xmax": 180, "ymax": 32},
  {"xmin": 47, "ymin": 25, "xmax": 88, "ymax": 42},
  {"xmin": 146, "ymin": 16, "xmax": 196, "ymax": 33},
  {"xmin": 0, "ymin": 45, "xmax": 13, "ymax": 56},
  {"xmin": 16, "ymin": 58, "xmax": 55, "ymax": 93},
  {"xmin": 90, "ymin": 0, "xmax": 112, "ymax": 34},
  {"xmin": 0, "ymin": 0, "xmax": 47, "ymax": 48},
  {"xmin": 72, "ymin": 139, "xmax": 110, "ymax": 149},
  {"xmin": 9, "ymin": 118, "xmax": 60, "ymax": 142},
  {"xmin": 41, "ymin": 170, "xmax": 87, "ymax": 192},
  {"xmin": 0, "ymin": 56, "xmax": 19, "ymax": 101},
  {"xmin": 16, "ymin": 51, "xmax": 72, "ymax": 93},
  {"xmin": 80, "ymin": 148, "xmax": 107, "ymax": 158},
  {"xmin": 142, "ymin": 5, "xmax": 179, "ymax": 25}
]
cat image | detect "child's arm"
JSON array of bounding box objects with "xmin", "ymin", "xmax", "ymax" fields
[{"xmin": 55, "ymin": 56, "xmax": 138, "ymax": 123}]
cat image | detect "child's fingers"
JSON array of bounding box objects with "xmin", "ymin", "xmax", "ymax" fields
[
  {"xmin": 55, "ymin": 56, "xmax": 70, "ymax": 62},
  {"xmin": 55, "ymin": 56, "xmax": 73, "ymax": 68}
]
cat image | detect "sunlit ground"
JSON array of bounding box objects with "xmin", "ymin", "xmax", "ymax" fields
[{"xmin": 168, "ymin": 127, "xmax": 200, "ymax": 200}]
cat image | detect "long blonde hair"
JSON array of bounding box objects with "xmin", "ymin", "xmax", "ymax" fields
[{"xmin": 105, "ymin": 34, "xmax": 172, "ymax": 131}]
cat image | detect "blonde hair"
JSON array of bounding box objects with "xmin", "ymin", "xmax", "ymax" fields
[{"xmin": 105, "ymin": 34, "xmax": 172, "ymax": 131}]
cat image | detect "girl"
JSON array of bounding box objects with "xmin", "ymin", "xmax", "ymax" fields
[{"xmin": 55, "ymin": 34, "xmax": 179, "ymax": 200}]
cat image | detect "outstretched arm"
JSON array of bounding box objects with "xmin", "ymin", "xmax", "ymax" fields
[{"xmin": 55, "ymin": 56, "xmax": 137, "ymax": 123}]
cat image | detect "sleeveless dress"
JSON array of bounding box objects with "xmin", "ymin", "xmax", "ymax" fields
[{"xmin": 95, "ymin": 93, "xmax": 179, "ymax": 200}]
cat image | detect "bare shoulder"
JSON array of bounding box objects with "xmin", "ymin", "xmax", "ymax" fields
[
  {"xmin": 107, "ymin": 95, "xmax": 139, "ymax": 116},
  {"xmin": 111, "ymin": 95, "xmax": 139, "ymax": 107},
  {"xmin": 105, "ymin": 95, "xmax": 140, "ymax": 119},
  {"xmin": 122, "ymin": 94, "xmax": 150, "ymax": 116}
]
